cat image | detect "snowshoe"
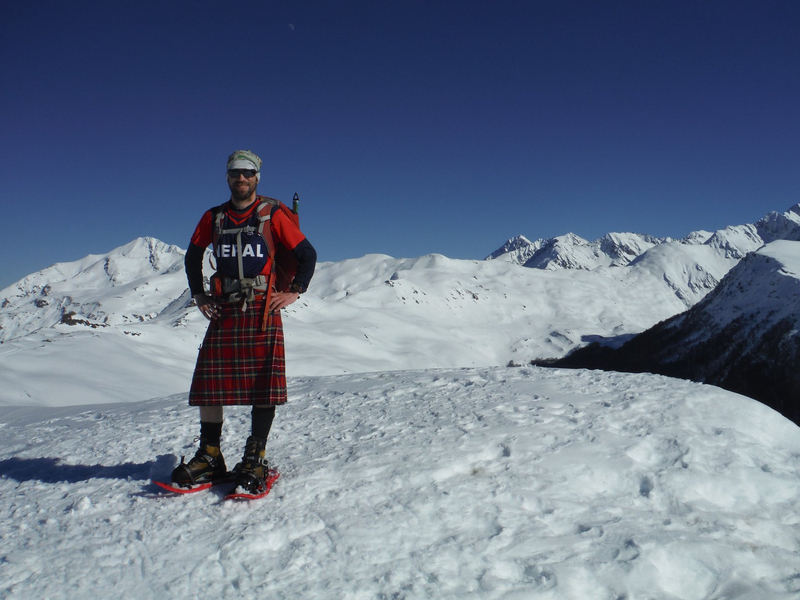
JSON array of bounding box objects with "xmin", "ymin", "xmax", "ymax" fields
[{"xmin": 225, "ymin": 469, "xmax": 279, "ymax": 501}]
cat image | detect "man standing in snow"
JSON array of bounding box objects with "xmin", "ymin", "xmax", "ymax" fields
[{"xmin": 173, "ymin": 150, "xmax": 316, "ymax": 494}]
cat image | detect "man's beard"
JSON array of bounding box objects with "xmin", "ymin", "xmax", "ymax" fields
[{"xmin": 230, "ymin": 180, "xmax": 256, "ymax": 201}]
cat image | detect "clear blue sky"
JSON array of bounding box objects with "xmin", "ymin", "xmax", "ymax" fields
[{"xmin": 1, "ymin": 1, "xmax": 798, "ymax": 290}]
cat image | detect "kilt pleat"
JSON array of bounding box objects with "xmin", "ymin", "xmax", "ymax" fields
[{"xmin": 189, "ymin": 301, "xmax": 287, "ymax": 406}]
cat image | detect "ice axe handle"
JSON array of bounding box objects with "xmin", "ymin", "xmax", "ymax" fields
[{"xmin": 292, "ymin": 193, "xmax": 299, "ymax": 215}]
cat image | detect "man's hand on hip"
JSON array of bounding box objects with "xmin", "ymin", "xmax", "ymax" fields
[
  {"xmin": 269, "ymin": 291, "xmax": 301, "ymax": 312},
  {"xmin": 194, "ymin": 293, "xmax": 220, "ymax": 320}
]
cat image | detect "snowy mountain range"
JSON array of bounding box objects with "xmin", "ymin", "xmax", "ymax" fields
[
  {"xmin": 2, "ymin": 204, "xmax": 800, "ymax": 411},
  {"xmin": 3, "ymin": 205, "xmax": 800, "ymax": 598},
  {"xmin": 486, "ymin": 204, "xmax": 800, "ymax": 270}
]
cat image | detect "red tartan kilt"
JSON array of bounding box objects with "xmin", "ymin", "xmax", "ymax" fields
[{"xmin": 189, "ymin": 300, "xmax": 286, "ymax": 406}]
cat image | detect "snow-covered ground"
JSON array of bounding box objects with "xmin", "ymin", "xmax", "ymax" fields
[{"xmin": 2, "ymin": 367, "xmax": 800, "ymax": 599}]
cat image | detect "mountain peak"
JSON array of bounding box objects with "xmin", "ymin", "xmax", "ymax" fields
[
  {"xmin": 0, "ymin": 237, "xmax": 189, "ymax": 342},
  {"xmin": 755, "ymin": 205, "xmax": 800, "ymax": 243}
]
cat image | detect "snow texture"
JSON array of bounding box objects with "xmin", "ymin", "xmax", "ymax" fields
[{"xmin": 2, "ymin": 367, "xmax": 800, "ymax": 599}]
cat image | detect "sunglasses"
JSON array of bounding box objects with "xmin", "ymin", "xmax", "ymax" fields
[{"xmin": 227, "ymin": 169, "xmax": 258, "ymax": 179}]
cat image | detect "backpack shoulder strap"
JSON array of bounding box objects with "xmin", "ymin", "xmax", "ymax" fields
[
  {"xmin": 254, "ymin": 197, "xmax": 279, "ymax": 259},
  {"xmin": 209, "ymin": 202, "xmax": 228, "ymax": 249}
]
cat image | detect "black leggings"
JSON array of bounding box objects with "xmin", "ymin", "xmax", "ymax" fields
[
  {"xmin": 251, "ymin": 405, "xmax": 276, "ymax": 441},
  {"xmin": 199, "ymin": 405, "xmax": 276, "ymax": 446}
]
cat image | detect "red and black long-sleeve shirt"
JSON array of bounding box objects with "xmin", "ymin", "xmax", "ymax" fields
[{"xmin": 185, "ymin": 200, "xmax": 316, "ymax": 296}]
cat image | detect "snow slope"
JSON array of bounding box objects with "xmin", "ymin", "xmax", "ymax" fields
[
  {"xmin": 557, "ymin": 240, "xmax": 800, "ymax": 425},
  {"xmin": 2, "ymin": 367, "xmax": 799, "ymax": 599}
]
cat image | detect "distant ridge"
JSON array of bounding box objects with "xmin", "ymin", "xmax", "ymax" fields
[
  {"xmin": 488, "ymin": 203, "xmax": 800, "ymax": 271},
  {"xmin": 554, "ymin": 240, "xmax": 800, "ymax": 425}
]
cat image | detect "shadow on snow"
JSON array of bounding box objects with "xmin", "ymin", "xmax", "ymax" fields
[{"xmin": 0, "ymin": 454, "xmax": 175, "ymax": 484}]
